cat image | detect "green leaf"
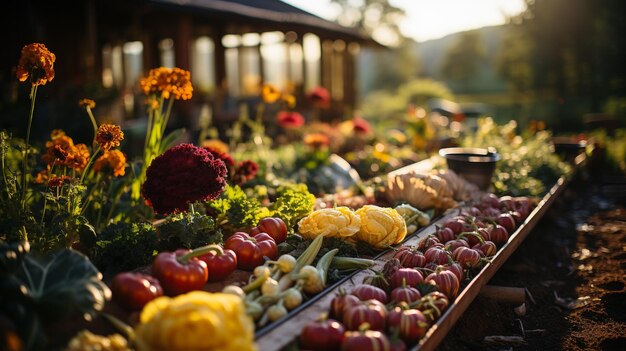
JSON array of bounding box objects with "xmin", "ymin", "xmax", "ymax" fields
[
  {"xmin": 159, "ymin": 128, "xmax": 186, "ymax": 154},
  {"xmin": 17, "ymin": 249, "xmax": 111, "ymax": 322}
]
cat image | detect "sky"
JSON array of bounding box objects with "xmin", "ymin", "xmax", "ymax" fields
[{"xmin": 281, "ymin": 0, "xmax": 527, "ymax": 43}]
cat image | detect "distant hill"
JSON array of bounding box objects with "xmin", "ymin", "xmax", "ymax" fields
[{"xmin": 414, "ymin": 24, "xmax": 510, "ymax": 93}]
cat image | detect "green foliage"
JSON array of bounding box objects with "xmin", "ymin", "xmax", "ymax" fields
[
  {"xmin": 209, "ymin": 185, "xmax": 271, "ymax": 230},
  {"xmin": 361, "ymin": 78, "xmax": 454, "ymax": 123},
  {"xmin": 587, "ymin": 129, "xmax": 626, "ymax": 174},
  {"xmin": 157, "ymin": 211, "xmax": 223, "ymax": 251},
  {"xmin": 91, "ymin": 222, "xmax": 158, "ymax": 275},
  {"xmin": 0, "ymin": 243, "xmax": 110, "ymax": 351},
  {"xmin": 461, "ymin": 117, "xmax": 572, "ymax": 196},
  {"xmin": 270, "ymin": 183, "xmax": 316, "ymax": 228},
  {"xmin": 440, "ymin": 31, "xmax": 487, "ymax": 87}
]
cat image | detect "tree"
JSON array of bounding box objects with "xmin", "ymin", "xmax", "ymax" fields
[
  {"xmin": 330, "ymin": 0, "xmax": 407, "ymax": 47},
  {"xmin": 439, "ymin": 31, "xmax": 487, "ymax": 91}
]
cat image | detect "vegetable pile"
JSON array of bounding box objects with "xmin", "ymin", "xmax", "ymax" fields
[{"xmin": 297, "ymin": 193, "xmax": 535, "ymax": 350}]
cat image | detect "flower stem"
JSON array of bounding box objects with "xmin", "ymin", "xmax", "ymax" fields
[
  {"xmin": 21, "ymin": 84, "xmax": 38, "ymax": 209},
  {"xmin": 80, "ymin": 145, "xmax": 101, "ymax": 183},
  {"xmin": 86, "ymin": 106, "xmax": 99, "ymax": 150}
]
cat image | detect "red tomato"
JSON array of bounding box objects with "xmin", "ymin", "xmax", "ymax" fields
[
  {"xmin": 224, "ymin": 232, "xmax": 278, "ymax": 270},
  {"xmin": 351, "ymin": 284, "xmax": 388, "ymax": 304},
  {"xmin": 497, "ymin": 213, "xmax": 516, "ymax": 234},
  {"xmin": 343, "ymin": 300, "xmax": 388, "ymax": 331},
  {"xmin": 341, "ymin": 330, "xmax": 391, "ymax": 351},
  {"xmin": 300, "ymin": 318, "xmax": 345, "ymax": 351},
  {"xmin": 252, "ymin": 217, "xmax": 288, "ymax": 244},
  {"xmin": 111, "ymin": 272, "xmax": 163, "ymax": 311},
  {"xmin": 387, "ymin": 307, "xmax": 430, "ymax": 344},
  {"xmin": 443, "ymin": 262, "xmax": 465, "ymax": 282},
  {"xmin": 444, "ymin": 239, "xmax": 469, "ymax": 253},
  {"xmin": 415, "ymin": 291, "xmax": 449, "ymax": 322},
  {"xmin": 152, "ymin": 249, "xmax": 208, "ymax": 296},
  {"xmin": 198, "ymin": 246, "xmax": 238, "ymax": 282},
  {"xmin": 443, "ymin": 219, "xmax": 465, "ymax": 235},
  {"xmin": 393, "ymin": 247, "xmax": 426, "ymax": 268}
]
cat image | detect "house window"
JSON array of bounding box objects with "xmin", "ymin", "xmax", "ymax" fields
[
  {"xmin": 191, "ymin": 36, "xmax": 215, "ymax": 95},
  {"xmin": 303, "ymin": 33, "xmax": 321, "ymax": 91},
  {"xmin": 102, "ymin": 44, "xmax": 123, "ymax": 89},
  {"xmin": 159, "ymin": 38, "xmax": 175, "ymax": 68},
  {"xmin": 261, "ymin": 32, "xmax": 288, "ymax": 90},
  {"xmin": 122, "ymin": 41, "xmax": 144, "ymax": 89},
  {"xmin": 289, "ymin": 43, "xmax": 304, "ymax": 88}
]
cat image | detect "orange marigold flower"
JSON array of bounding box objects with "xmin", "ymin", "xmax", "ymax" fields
[
  {"xmin": 66, "ymin": 144, "xmax": 90, "ymax": 171},
  {"xmin": 201, "ymin": 139, "xmax": 229, "ymax": 154},
  {"xmin": 16, "ymin": 43, "xmax": 56, "ymax": 86},
  {"xmin": 50, "ymin": 129, "xmax": 66, "ymax": 140},
  {"xmin": 47, "ymin": 175, "xmax": 73, "ymax": 188},
  {"xmin": 140, "ymin": 67, "xmax": 193, "ymax": 100},
  {"xmin": 79, "ymin": 98, "xmax": 96, "ymax": 109},
  {"xmin": 42, "ymin": 135, "xmax": 75, "ymax": 165},
  {"xmin": 93, "ymin": 150, "xmax": 127, "ymax": 177},
  {"xmin": 262, "ymin": 84, "xmax": 281, "ymax": 104},
  {"xmin": 34, "ymin": 168, "xmax": 50, "ymax": 184},
  {"xmin": 303, "ymin": 133, "xmax": 330, "ymax": 149},
  {"xmin": 96, "ymin": 124, "xmax": 124, "ymax": 151}
]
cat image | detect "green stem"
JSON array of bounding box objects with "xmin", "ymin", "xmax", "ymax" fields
[
  {"xmin": 160, "ymin": 98, "xmax": 174, "ymax": 139},
  {"xmin": 177, "ymin": 244, "xmax": 224, "ymax": 264},
  {"xmin": 21, "ymin": 84, "xmax": 38, "ymax": 209},
  {"xmin": 79, "ymin": 145, "xmax": 101, "ymax": 183},
  {"xmin": 86, "ymin": 106, "xmax": 99, "ymax": 150}
]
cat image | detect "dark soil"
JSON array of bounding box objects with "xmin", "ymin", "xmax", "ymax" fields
[{"xmin": 436, "ymin": 173, "xmax": 626, "ymax": 351}]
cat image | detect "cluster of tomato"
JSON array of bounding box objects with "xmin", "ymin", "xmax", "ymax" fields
[
  {"xmin": 298, "ymin": 193, "xmax": 534, "ymax": 350},
  {"xmin": 110, "ymin": 217, "xmax": 288, "ymax": 312}
]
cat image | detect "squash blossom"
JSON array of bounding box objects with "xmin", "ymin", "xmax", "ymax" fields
[
  {"xmin": 134, "ymin": 291, "xmax": 257, "ymax": 351},
  {"xmin": 355, "ymin": 205, "xmax": 407, "ymax": 249},
  {"xmin": 298, "ymin": 207, "xmax": 361, "ymax": 240}
]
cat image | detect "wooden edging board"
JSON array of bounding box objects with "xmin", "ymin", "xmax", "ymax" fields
[{"xmin": 255, "ymin": 175, "xmax": 571, "ymax": 351}]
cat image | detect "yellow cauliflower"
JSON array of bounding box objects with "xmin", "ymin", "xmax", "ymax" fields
[
  {"xmin": 134, "ymin": 291, "xmax": 256, "ymax": 351},
  {"xmin": 355, "ymin": 205, "xmax": 407, "ymax": 249},
  {"xmin": 297, "ymin": 207, "xmax": 361, "ymax": 240}
]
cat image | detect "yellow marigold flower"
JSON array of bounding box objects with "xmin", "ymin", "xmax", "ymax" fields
[
  {"xmin": 78, "ymin": 98, "xmax": 96, "ymax": 109},
  {"xmin": 42, "ymin": 135, "xmax": 75, "ymax": 165},
  {"xmin": 66, "ymin": 144, "xmax": 90, "ymax": 171},
  {"xmin": 303, "ymin": 133, "xmax": 329, "ymax": 149},
  {"xmin": 201, "ymin": 139, "xmax": 229, "ymax": 154},
  {"xmin": 140, "ymin": 67, "xmax": 193, "ymax": 100},
  {"xmin": 16, "ymin": 43, "xmax": 56, "ymax": 86},
  {"xmin": 282, "ymin": 94, "xmax": 296, "ymax": 109},
  {"xmin": 297, "ymin": 207, "xmax": 361, "ymax": 240},
  {"xmin": 262, "ymin": 84, "xmax": 280, "ymax": 104},
  {"xmin": 355, "ymin": 205, "xmax": 407, "ymax": 249},
  {"xmin": 94, "ymin": 150, "xmax": 127, "ymax": 177},
  {"xmin": 96, "ymin": 124, "xmax": 124, "ymax": 151},
  {"xmin": 135, "ymin": 291, "xmax": 257, "ymax": 351}
]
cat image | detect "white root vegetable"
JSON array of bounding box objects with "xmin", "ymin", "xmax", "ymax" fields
[
  {"xmin": 262, "ymin": 278, "xmax": 280, "ymax": 297},
  {"xmin": 282, "ymin": 288, "xmax": 303, "ymax": 310},
  {"xmin": 222, "ymin": 285, "xmax": 246, "ymax": 299}
]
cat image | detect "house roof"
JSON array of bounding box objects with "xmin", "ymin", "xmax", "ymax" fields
[{"xmin": 148, "ymin": 0, "xmax": 374, "ymax": 44}]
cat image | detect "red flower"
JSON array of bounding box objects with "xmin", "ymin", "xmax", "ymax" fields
[
  {"xmin": 277, "ymin": 111, "xmax": 305, "ymax": 129},
  {"xmin": 306, "ymin": 86, "xmax": 330, "ymax": 109},
  {"xmin": 353, "ymin": 117, "xmax": 372, "ymax": 135},
  {"xmin": 203, "ymin": 146, "xmax": 235, "ymax": 175},
  {"xmin": 142, "ymin": 144, "xmax": 227, "ymax": 215},
  {"xmin": 233, "ymin": 160, "xmax": 259, "ymax": 185}
]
